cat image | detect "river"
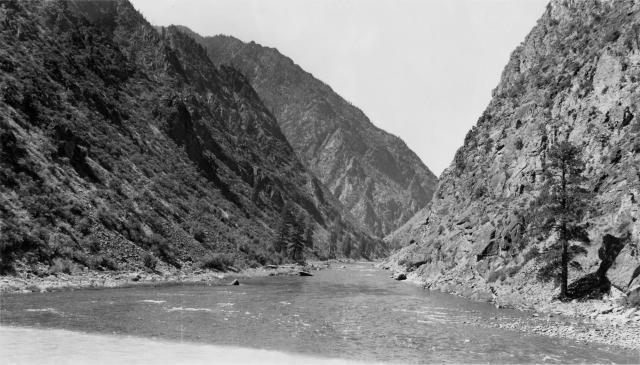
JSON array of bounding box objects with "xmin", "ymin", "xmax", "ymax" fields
[{"xmin": 1, "ymin": 263, "xmax": 638, "ymax": 364}]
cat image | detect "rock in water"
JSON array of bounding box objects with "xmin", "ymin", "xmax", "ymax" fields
[
  {"xmin": 395, "ymin": 273, "xmax": 407, "ymax": 281},
  {"xmin": 229, "ymin": 279, "xmax": 240, "ymax": 286},
  {"xmin": 299, "ymin": 271, "xmax": 313, "ymax": 277}
]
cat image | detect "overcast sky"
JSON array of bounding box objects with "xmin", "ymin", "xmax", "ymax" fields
[{"xmin": 130, "ymin": 0, "xmax": 548, "ymax": 176}]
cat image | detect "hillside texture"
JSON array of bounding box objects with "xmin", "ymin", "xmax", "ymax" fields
[
  {"xmin": 0, "ymin": 0, "xmax": 382, "ymax": 276},
  {"xmin": 181, "ymin": 31, "xmax": 437, "ymax": 238},
  {"xmin": 390, "ymin": 0, "xmax": 640, "ymax": 308}
]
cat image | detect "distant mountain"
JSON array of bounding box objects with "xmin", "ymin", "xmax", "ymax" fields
[
  {"xmin": 0, "ymin": 0, "xmax": 383, "ymax": 275},
  {"xmin": 388, "ymin": 0, "xmax": 640, "ymax": 306},
  {"xmin": 178, "ymin": 29, "xmax": 437, "ymax": 237}
]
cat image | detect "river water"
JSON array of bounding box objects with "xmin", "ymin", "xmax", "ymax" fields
[{"xmin": 1, "ymin": 263, "xmax": 638, "ymax": 364}]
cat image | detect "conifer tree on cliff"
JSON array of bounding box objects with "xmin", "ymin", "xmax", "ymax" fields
[{"xmin": 530, "ymin": 138, "xmax": 592, "ymax": 300}]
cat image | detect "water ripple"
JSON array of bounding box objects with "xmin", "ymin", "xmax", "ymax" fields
[{"xmin": 166, "ymin": 307, "xmax": 212, "ymax": 313}]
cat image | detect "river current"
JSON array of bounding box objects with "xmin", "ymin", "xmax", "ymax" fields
[{"xmin": 1, "ymin": 263, "xmax": 638, "ymax": 363}]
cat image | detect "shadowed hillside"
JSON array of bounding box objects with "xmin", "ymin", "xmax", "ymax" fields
[{"xmin": 0, "ymin": 0, "xmax": 384, "ymax": 276}]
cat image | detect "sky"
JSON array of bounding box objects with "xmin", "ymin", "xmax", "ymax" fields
[{"xmin": 130, "ymin": 0, "xmax": 549, "ymax": 176}]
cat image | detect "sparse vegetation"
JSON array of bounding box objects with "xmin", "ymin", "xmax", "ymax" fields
[
  {"xmin": 514, "ymin": 138, "xmax": 524, "ymax": 150},
  {"xmin": 49, "ymin": 258, "xmax": 74, "ymax": 275},
  {"xmin": 142, "ymin": 252, "xmax": 158, "ymax": 270},
  {"xmin": 200, "ymin": 253, "xmax": 235, "ymax": 271}
]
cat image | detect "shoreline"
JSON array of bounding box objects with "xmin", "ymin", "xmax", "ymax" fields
[
  {"xmin": 0, "ymin": 261, "xmax": 335, "ymax": 295},
  {"xmin": 3, "ymin": 261, "xmax": 639, "ymax": 354},
  {"xmin": 381, "ymin": 264, "xmax": 640, "ymax": 352}
]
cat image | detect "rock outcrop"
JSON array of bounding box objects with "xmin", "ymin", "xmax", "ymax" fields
[
  {"xmin": 389, "ymin": 0, "xmax": 640, "ymax": 307},
  {"xmin": 0, "ymin": 0, "xmax": 382, "ymax": 275},
  {"xmin": 177, "ymin": 29, "xmax": 437, "ymax": 237}
]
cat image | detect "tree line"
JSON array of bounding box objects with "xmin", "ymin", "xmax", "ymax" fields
[{"xmin": 272, "ymin": 202, "xmax": 377, "ymax": 264}]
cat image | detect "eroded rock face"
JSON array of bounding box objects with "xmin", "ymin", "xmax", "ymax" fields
[
  {"xmin": 180, "ymin": 30, "xmax": 438, "ymax": 237},
  {"xmin": 389, "ymin": 0, "xmax": 640, "ymax": 306}
]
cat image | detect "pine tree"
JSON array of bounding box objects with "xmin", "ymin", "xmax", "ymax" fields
[
  {"xmin": 304, "ymin": 218, "xmax": 315, "ymax": 249},
  {"xmin": 328, "ymin": 230, "xmax": 338, "ymax": 259},
  {"xmin": 529, "ymin": 139, "xmax": 592, "ymax": 299},
  {"xmin": 274, "ymin": 202, "xmax": 295, "ymax": 254},
  {"xmin": 274, "ymin": 202, "xmax": 306, "ymax": 264},
  {"xmin": 358, "ymin": 237, "xmax": 370, "ymax": 259},
  {"xmin": 342, "ymin": 234, "xmax": 352, "ymax": 258},
  {"xmin": 287, "ymin": 215, "xmax": 306, "ymax": 264}
]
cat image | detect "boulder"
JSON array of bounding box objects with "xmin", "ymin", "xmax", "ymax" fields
[
  {"xmin": 628, "ymin": 288, "xmax": 640, "ymax": 307},
  {"xmin": 229, "ymin": 279, "xmax": 239, "ymax": 286},
  {"xmin": 606, "ymin": 245, "xmax": 640, "ymax": 291},
  {"xmin": 299, "ymin": 271, "xmax": 313, "ymax": 277},
  {"xmin": 395, "ymin": 273, "xmax": 407, "ymax": 281},
  {"xmin": 608, "ymin": 286, "xmax": 628, "ymax": 306},
  {"xmin": 597, "ymin": 234, "xmax": 627, "ymax": 279}
]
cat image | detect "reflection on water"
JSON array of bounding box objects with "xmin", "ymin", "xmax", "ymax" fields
[{"xmin": 1, "ymin": 263, "xmax": 639, "ymax": 364}]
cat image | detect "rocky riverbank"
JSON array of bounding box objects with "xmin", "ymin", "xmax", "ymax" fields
[
  {"xmin": 0, "ymin": 262, "xmax": 330, "ymax": 295},
  {"xmin": 383, "ymin": 264, "xmax": 640, "ymax": 352}
]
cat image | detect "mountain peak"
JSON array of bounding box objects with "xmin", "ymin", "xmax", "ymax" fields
[{"xmin": 184, "ymin": 31, "xmax": 438, "ymax": 237}]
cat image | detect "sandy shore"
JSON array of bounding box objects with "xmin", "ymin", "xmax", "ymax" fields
[
  {"xmin": 0, "ymin": 262, "xmax": 330, "ymax": 295},
  {"xmin": 0, "ymin": 326, "xmax": 375, "ymax": 365}
]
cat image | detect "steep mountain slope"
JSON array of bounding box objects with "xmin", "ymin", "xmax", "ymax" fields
[
  {"xmin": 384, "ymin": 204, "xmax": 431, "ymax": 251},
  {"xmin": 390, "ymin": 0, "xmax": 640, "ymax": 307},
  {"xmin": 177, "ymin": 29, "xmax": 437, "ymax": 238},
  {"xmin": 0, "ymin": 0, "xmax": 382, "ymax": 276}
]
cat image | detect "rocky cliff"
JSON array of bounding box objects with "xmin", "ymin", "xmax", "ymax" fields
[
  {"xmin": 178, "ymin": 30, "xmax": 437, "ymax": 238},
  {"xmin": 390, "ymin": 0, "xmax": 640, "ymax": 307},
  {"xmin": 0, "ymin": 0, "xmax": 382, "ymax": 276}
]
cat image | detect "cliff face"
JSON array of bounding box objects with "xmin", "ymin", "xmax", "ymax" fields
[
  {"xmin": 182, "ymin": 31, "xmax": 437, "ymax": 238},
  {"xmin": 390, "ymin": 0, "xmax": 640, "ymax": 306},
  {"xmin": 0, "ymin": 0, "xmax": 382, "ymax": 275}
]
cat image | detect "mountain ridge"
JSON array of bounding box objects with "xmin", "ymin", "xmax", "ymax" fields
[{"xmin": 174, "ymin": 27, "xmax": 438, "ymax": 238}]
